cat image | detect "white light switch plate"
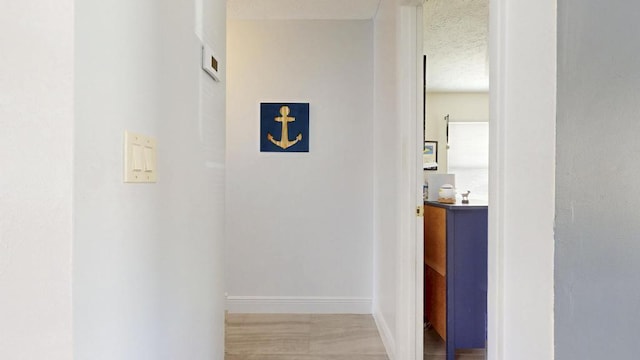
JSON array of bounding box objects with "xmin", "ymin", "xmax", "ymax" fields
[{"xmin": 124, "ymin": 131, "xmax": 157, "ymax": 183}]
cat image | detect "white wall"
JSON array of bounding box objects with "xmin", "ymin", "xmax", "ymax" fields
[
  {"xmin": 556, "ymin": 1, "xmax": 640, "ymax": 358},
  {"xmin": 488, "ymin": 0, "xmax": 556, "ymax": 359},
  {"xmin": 74, "ymin": 0, "xmax": 227, "ymax": 359},
  {"xmin": 372, "ymin": 0, "xmax": 400, "ymax": 355},
  {"xmin": 425, "ymin": 92, "xmax": 489, "ymax": 171},
  {"xmin": 0, "ymin": 1, "xmax": 74, "ymax": 358},
  {"xmin": 225, "ymin": 20, "xmax": 374, "ymax": 313}
]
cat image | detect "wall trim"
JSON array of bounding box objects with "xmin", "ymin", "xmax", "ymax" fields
[
  {"xmin": 487, "ymin": 0, "xmax": 506, "ymax": 358},
  {"xmin": 226, "ymin": 296, "xmax": 372, "ymax": 314},
  {"xmin": 373, "ymin": 304, "xmax": 397, "ymax": 360}
]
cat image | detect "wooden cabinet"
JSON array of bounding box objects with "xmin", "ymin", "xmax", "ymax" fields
[
  {"xmin": 424, "ymin": 206, "xmax": 446, "ymax": 276},
  {"xmin": 424, "ymin": 263, "xmax": 447, "ymax": 339},
  {"xmin": 424, "ymin": 205, "xmax": 447, "ymax": 339},
  {"xmin": 423, "ymin": 202, "xmax": 488, "ymax": 360}
]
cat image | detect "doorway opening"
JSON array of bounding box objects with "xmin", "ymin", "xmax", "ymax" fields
[{"xmin": 420, "ymin": 1, "xmax": 489, "ymax": 359}]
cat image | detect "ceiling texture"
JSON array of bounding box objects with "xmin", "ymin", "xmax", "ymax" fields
[
  {"xmin": 423, "ymin": 0, "xmax": 489, "ymax": 92},
  {"xmin": 228, "ymin": 0, "xmax": 489, "ymax": 92}
]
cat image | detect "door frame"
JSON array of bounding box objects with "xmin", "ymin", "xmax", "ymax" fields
[{"xmin": 397, "ymin": 0, "xmax": 556, "ymax": 359}]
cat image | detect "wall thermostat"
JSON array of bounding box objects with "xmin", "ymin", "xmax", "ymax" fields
[{"xmin": 202, "ymin": 44, "xmax": 220, "ymax": 81}]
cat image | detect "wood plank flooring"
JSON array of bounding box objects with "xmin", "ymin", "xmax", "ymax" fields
[
  {"xmin": 225, "ymin": 314, "xmax": 486, "ymax": 360},
  {"xmin": 225, "ymin": 314, "xmax": 388, "ymax": 360}
]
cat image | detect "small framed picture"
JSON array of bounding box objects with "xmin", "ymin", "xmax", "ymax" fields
[
  {"xmin": 260, "ymin": 103, "xmax": 309, "ymax": 153},
  {"xmin": 423, "ymin": 141, "xmax": 438, "ymax": 171}
]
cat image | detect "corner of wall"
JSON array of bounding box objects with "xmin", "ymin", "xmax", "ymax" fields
[{"xmin": 373, "ymin": 304, "xmax": 396, "ymax": 360}]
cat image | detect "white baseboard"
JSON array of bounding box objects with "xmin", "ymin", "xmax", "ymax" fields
[
  {"xmin": 373, "ymin": 304, "xmax": 396, "ymax": 360},
  {"xmin": 226, "ymin": 296, "xmax": 372, "ymax": 314}
]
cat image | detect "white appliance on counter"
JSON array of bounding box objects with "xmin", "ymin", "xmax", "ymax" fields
[{"xmin": 424, "ymin": 173, "xmax": 455, "ymax": 201}]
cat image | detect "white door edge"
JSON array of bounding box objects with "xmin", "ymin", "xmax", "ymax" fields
[
  {"xmin": 395, "ymin": 4, "xmax": 423, "ymax": 360},
  {"xmin": 487, "ymin": 0, "xmax": 506, "ymax": 358}
]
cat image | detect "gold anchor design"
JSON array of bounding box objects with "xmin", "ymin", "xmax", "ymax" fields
[{"xmin": 267, "ymin": 105, "xmax": 303, "ymax": 150}]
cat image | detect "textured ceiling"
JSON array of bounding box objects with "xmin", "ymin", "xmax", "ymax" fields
[
  {"xmin": 228, "ymin": 0, "xmax": 488, "ymax": 92},
  {"xmin": 423, "ymin": 0, "xmax": 489, "ymax": 92},
  {"xmin": 227, "ymin": 0, "xmax": 382, "ymax": 20}
]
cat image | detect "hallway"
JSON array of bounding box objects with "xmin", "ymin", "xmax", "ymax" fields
[{"xmin": 2, "ymin": 0, "xmax": 559, "ymax": 358}]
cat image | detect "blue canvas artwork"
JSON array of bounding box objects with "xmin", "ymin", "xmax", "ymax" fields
[{"xmin": 260, "ymin": 103, "xmax": 309, "ymax": 152}]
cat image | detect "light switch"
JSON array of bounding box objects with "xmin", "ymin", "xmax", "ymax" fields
[
  {"xmin": 143, "ymin": 146, "xmax": 154, "ymax": 172},
  {"xmin": 132, "ymin": 144, "xmax": 144, "ymax": 171},
  {"xmin": 124, "ymin": 131, "xmax": 157, "ymax": 183}
]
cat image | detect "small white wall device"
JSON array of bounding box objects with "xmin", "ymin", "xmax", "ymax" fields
[{"xmin": 202, "ymin": 44, "xmax": 220, "ymax": 81}]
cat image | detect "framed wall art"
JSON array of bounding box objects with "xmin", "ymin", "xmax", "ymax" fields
[
  {"xmin": 423, "ymin": 140, "xmax": 438, "ymax": 170},
  {"xmin": 260, "ymin": 102, "xmax": 309, "ymax": 152}
]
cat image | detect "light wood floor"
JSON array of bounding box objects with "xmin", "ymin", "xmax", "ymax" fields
[
  {"xmin": 225, "ymin": 314, "xmax": 486, "ymax": 360},
  {"xmin": 225, "ymin": 313, "xmax": 388, "ymax": 360}
]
